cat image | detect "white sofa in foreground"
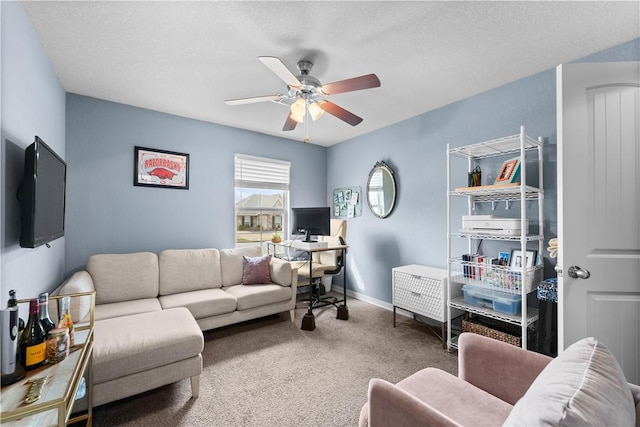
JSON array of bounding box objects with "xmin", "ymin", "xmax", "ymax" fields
[{"xmin": 56, "ymin": 246, "xmax": 298, "ymax": 409}]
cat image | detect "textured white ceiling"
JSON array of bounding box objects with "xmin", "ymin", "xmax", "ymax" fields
[{"xmin": 22, "ymin": 1, "xmax": 640, "ymax": 146}]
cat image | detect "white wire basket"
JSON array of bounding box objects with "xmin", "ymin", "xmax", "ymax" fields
[{"xmin": 451, "ymin": 259, "xmax": 543, "ymax": 294}]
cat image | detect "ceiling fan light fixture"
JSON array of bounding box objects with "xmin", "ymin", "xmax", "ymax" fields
[
  {"xmin": 290, "ymin": 98, "xmax": 306, "ymax": 123},
  {"xmin": 226, "ymin": 56, "xmax": 380, "ymax": 133},
  {"xmin": 308, "ymin": 101, "xmax": 324, "ymax": 121},
  {"xmin": 290, "ymin": 98, "xmax": 324, "ymax": 123}
]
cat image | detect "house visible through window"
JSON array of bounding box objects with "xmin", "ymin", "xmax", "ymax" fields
[{"xmin": 235, "ymin": 154, "xmax": 290, "ymax": 249}]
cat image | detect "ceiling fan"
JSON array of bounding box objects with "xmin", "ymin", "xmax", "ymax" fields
[{"xmin": 225, "ymin": 56, "xmax": 381, "ymax": 134}]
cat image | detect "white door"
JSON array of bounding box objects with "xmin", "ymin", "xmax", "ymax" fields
[{"xmin": 557, "ymin": 62, "xmax": 640, "ymax": 384}]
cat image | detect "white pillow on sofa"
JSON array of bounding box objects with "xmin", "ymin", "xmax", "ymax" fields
[{"xmin": 503, "ymin": 337, "xmax": 635, "ymax": 426}]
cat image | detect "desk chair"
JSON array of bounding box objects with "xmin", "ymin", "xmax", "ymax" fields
[{"xmin": 292, "ymin": 218, "xmax": 347, "ymax": 293}]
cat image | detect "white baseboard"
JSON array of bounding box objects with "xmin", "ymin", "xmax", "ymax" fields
[{"xmin": 330, "ymin": 285, "xmax": 413, "ymax": 319}]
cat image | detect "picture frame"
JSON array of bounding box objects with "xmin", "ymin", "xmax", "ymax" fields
[
  {"xmin": 498, "ymin": 251, "xmax": 510, "ymax": 266},
  {"xmin": 509, "ymin": 249, "xmax": 537, "ymax": 269},
  {"xmin": 134, "ymin": 146, "xmax": 189, "ymax": 189},
  {"xmin": 494, "ymin": 157, "xmax": 521, "ymax": 184}
]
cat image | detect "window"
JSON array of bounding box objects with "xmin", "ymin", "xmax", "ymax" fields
[{"xmin": 235, "ymin": 154, "xmax": 290, "ymax": 249}]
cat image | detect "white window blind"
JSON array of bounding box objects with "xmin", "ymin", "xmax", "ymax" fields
[{"xmin": 235, "ymin": 154, "xmax": 290, "ymax": 190}]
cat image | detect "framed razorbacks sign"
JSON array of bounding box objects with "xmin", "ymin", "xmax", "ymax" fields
[{"xmin": 134, "ymin": 146, "xmax": 189, "ymax": 189}]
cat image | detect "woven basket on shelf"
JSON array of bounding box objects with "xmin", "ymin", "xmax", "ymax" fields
[{"xmin": 462, "ymin": 318, "xmax": 521, "ymax": 347}]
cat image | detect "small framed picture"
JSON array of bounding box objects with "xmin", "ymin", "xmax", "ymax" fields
[
  {"xmin": 134, "ymin": 146, "xmax": 189, "ymax": 189},
  {"xmin": 509, "ymin": 249, "xmax": 537, "ymax": 269},
  {"xmin": 495, "ymin": 157, "xmax": 521, "ymax": 185},
  {"xmin": 498, "ymin": 251, "xmax": 510, "ymax": 266}
]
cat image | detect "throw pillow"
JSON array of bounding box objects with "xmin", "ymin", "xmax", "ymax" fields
[
  {"xmin": 242, "ymin": 255, "xmax": 272, "ymax": 285},
  {"xmin": 503, "ymin": 337, "xmax": 635, "ymax": 427}
]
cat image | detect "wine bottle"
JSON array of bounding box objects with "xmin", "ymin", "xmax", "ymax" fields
[
  {"xmin": 58, "ymin": 296, "xmax": 75, "ymax": 347},
  {"xmin": 38, "ymin": 293, "xmax": 55, "ymax": 335},
  {"xmin": 19, "ymin": 299, "xmax": 47, "ymax": 370}
]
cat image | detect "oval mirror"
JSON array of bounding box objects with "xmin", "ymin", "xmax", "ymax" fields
[{"xmin": 367, "ymin": 161, "xmax": 397, "ymax": 218}]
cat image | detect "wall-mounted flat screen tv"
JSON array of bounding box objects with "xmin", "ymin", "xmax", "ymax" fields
[{"xmin": 19, "ymin": 136, "xmax": 66, "ymax": 248}]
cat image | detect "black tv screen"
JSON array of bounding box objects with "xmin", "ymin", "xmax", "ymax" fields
[{"xmin": 20, "ymin": 136, "xmax": 66, "ymax": 248}]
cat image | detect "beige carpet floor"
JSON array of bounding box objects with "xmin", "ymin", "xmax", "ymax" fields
[{"xmin": 90, "ymin": 293, "xmax": 458, "ymax": 426}]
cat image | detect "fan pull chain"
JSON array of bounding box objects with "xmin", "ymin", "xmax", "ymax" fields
[{"xmin": 303, "ymin": 101, "xmax": 310, "ymax": 143}]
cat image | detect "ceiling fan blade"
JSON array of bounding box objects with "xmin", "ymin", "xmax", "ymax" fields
[
  {"xmin": 258, "ymin": 56, "xmax": 302, "ymax": 89},
  {"xmin": 225, "ymin": 94, "xmax": 284, "ymax": 106},
  {"xmin": 282, "ymin": 114, "xmax": 297, "ymax": 131},
  {"xmin": 318, "ymin": 101, "xmax": 363, "ymax": 126},
  {"xmin": 319, "ymin": 74, "xmax": 381, "ymax": 95}
]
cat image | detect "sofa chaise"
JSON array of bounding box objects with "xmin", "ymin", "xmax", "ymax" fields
[{"xmin": 56, "ymin": 246, "xmax": 298, "ymax": 409}]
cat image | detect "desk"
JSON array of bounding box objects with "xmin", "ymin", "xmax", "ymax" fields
[{"xmin": 268, "ymin": 242, "xmax": 349, "ymax": 331}]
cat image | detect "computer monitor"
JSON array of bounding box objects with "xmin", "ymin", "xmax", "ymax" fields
[{"xmin": 291, "ymin": 207, "xmax": 331, "ymax": 242}]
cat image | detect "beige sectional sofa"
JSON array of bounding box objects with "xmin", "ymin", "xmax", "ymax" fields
[{"xmin": 57, "ymin": 246, "xmax": 298, "ymax": 409}]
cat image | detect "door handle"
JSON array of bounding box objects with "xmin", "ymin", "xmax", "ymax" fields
[{"xmin": 567, "ymin": 265, "xmax": 591, "ymax": 279}]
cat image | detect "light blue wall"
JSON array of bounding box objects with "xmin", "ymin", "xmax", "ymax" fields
[
  {"xmin": 64, "ymin": 95, "xmax": 327, "ymax": 272},
  {"xmin": 330, "ymin": 38, "xmax": 640, "ymax": 305},
  {"xmin": 1, "ymin": 2, "xmax": 67, "ymax": 302},
  {"xmin": 2, "ymin": 0, "xmax": 637, "ymax": 310}
]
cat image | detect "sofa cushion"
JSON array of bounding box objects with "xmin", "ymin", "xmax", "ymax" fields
[
  {"xmin": 503, "ymin": 337, "xmax": 635, "ymax": 427},
  {"xmin": 93, "ymin": 307, "xmax": 203, "ymax": 385},
  {"xmin": 220, "ymin": 246, "xmax": 263, "ymax": 286},
  {"xmin": 223, "ymin": 284, "xmax": 292, "ymax": 311},
  {"xmin": 87, "ymin": 252, "xmax": 159, "ymax": 304},
  {"xmin": 52, "ymin": 270, "xmax": 95, "ymax": 323},
  {"xmin": 242, "ymin": 255, "xmax": 272, "ymax": 285},
  {"xmin": 94, "ymin": 298, "xmax": 162, "ymax": 321},
  {"xmin": 159, "ymin": 249, "xmax": 223, "ymax": 295},
  {"xmin": 159, "ymin": 288, "xmax": 237, "ymax": 319}
]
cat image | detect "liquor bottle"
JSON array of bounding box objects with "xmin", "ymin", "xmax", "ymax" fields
[
  {"xmin": 38, "ymin": 293, "xmax": 55, "ymax": 335},
  {"xmin": 58, "ymin": 296, "xmax": 75, "ymax": 347},
  {"xmin": 19, "ymin": 299, "xmax": 47, "ymax": 370}
]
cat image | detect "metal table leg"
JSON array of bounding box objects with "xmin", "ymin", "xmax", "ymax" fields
[
  {"xmin": 336, "ymin": 248, "xmax": 349, "ymax": 320},
  {"xmin": 301, "ymin": 252, "xmax": 316, "ymax": 331}
]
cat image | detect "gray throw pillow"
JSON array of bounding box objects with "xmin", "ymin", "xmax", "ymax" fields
[
  {"xmin": 503, "ymin": 337, "xmax": 635, "ymax": 426},
  {"xmin": 242, "ymin": 255, "xmax": 272, "ymax": 285}
]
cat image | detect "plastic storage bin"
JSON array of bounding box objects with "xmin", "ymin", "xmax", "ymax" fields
[{"xmin": 462, "ymin": 285, "xmax": 521, "ymax": 315}]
